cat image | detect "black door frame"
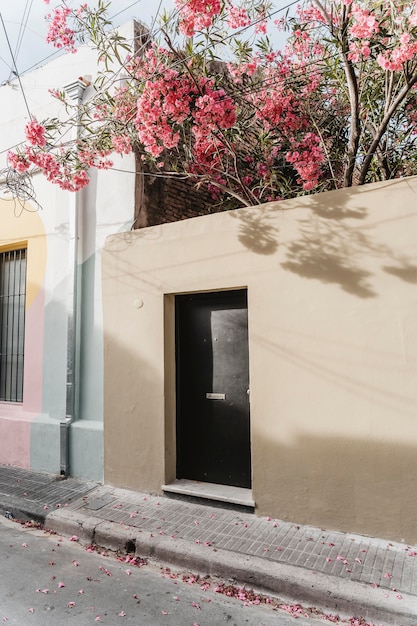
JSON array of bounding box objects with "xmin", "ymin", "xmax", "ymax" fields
[{"xmin": 175, "ymin": 288, "xmax": 251, "ymax": 488}]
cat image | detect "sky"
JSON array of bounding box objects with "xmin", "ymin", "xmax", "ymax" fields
[
  {"xmin": 0, "ymin": 0, "xmax": 176, "ymax": 85},
  {"xmin": 0, "ymin": 0, "xmax": 293, "ymax": 85}
]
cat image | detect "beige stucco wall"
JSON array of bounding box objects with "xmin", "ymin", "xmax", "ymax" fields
[{"xmin": 102, "ymin": 177, "xmax": 417, "ymax": 543}]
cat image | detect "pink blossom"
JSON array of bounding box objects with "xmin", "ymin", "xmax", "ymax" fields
[
  {"xmin": 350, "ymin": 5, "xmax": 379, "ymax": 40},
  {"xmin": 25, "ymin": 119, "xmax": 46, "ymax": 147},
  {"xmin": 45, "ymin": 7, "xmax": 76, "ymax": 53},
  {"xmin": 7, "ymin": 151, "xmax": 30, "ymax": 173},
  {"xmin": 227, "ymin": 6, "xmax": 251, "ymax": 29},
  {"xmin": 175, "ymin": 0, "xmax": 221, "ymax": 36}
]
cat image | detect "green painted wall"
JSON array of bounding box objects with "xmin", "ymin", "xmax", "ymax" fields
[{"xmin": 31, "ymin": 254, "xmax": 104, "ymax": 481}]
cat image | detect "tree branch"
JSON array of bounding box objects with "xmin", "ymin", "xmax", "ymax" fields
[{"xmin": 358, "ymin": 71, "xmax": 417, "ymax": 184}]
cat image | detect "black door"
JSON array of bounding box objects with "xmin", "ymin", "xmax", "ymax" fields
[{"xmin": 176, "ymin": 289, "xmax": 251, "ymax": 488}]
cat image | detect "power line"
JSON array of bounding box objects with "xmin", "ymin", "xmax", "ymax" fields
[
  {"xmin": 0, "ymin": 12, "xmax": 32, "ymax": 119},
  {"xmin": 1, "ymin": 1, "xmax": 414, "ymax": 164},
  {"xmin": 14, "ymin": 0, "xmax": 34, "ymax": 64}
]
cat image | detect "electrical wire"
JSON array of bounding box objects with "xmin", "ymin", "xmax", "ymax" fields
[
  {"xmin": 13, "ymin": 0, "xmax": 34, "ymax": 64},
  {"xmin": 0, "ymin": 1, "xmax": 414, "ymax": 177},
  {"xmin": 0, "ymin": 12, "xmax": 32, "ymax": 119},
  {"xmin": 0, "ymin": 166, "xmax": 42, "ymax": 215}
]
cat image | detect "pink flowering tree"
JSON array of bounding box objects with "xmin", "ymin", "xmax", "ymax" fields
[
  {"xmin": 287, "ymin": 0, "xmax": 417, "ymax": 187},
  {"xmin": 7, "ymin": 0, "xmax": 417, "ymax": 205}
]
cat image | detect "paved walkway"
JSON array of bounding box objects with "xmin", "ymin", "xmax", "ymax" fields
[{"xmin": 0, "ymin": 465, "xmax": 416, "ymax": 625}]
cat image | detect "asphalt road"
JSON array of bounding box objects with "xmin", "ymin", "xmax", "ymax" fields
[{"xmin": 0, "ymin": 515, "xmax": 326, "ymax": 625}]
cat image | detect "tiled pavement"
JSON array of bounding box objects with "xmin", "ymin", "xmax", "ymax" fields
[
  {"xmin": 70, "ymin": 484, "xmax": 417, "ymax": 596},
  {"xmin": 0, "ymin": 465, "xmax": 416, "ymax": 624}
]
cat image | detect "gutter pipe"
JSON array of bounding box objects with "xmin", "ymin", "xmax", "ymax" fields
[{"xmin": 60, "ymin": 78, "xmax": 88, "ymax": 476}]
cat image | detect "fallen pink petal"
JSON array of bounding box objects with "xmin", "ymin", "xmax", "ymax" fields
[
  {"xmin": 67, "ymin": 601, "xmax": 76, "ymax": 608},
  {"xmin": 69, "ymin": 535, "xmax": 79, "ymax": 542},
  {"xmin": 58, "ymin": 581, "xmax": 65, "ymax": 588}
]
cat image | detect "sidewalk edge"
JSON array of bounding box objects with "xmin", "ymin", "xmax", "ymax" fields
[{"xmin": 45, "ymin": 509, "xmax": 416, "ymax": 626}]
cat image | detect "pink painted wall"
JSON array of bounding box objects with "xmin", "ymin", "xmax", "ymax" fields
[
  {"xmin": 23, "ymin": 288, "xmax": 45, "ymax": 413},
  {"xmin": 0, "ymin": 201, "xmax": 47, "ymax": 467},
  {"xmin": 0, "ymin": 413, "xmax": 31, "ymax": 467}
]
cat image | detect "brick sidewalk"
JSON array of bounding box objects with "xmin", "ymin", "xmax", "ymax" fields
[
  {"xmin": 69, "ymin": 483, "xmax": 417, "ymax": 598},
  {"xmin": 1, "ymin": 465, "xmax": 416, "ymax": 624}
]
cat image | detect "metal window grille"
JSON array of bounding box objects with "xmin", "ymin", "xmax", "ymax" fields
[{"xmin": 0, "ymin": 248, "xmax": 26, "ymax": 402}]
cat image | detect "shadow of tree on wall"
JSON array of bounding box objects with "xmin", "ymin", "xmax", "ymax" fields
[
  {"xmin": 281, "ymin": 209, "xmax": 377, "ymax": 298},
  {"xmin": 383, "ymin": 264, "xmax": 417, "ymax": 283},
  {"xmin": 230, "ymin": 206, "xmax": 279, "ymax": 255},
  {"xmin": 234, "ymin": 180, "xmax": 417, "ymax": 299}
]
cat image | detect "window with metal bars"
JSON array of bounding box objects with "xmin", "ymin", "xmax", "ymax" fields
[{"xmin": 0, "ymin": 248, "xmax": 27, "ymax": 402}]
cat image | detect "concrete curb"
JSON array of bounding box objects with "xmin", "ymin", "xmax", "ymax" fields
[
  {"xmin": 0, "ymin": 496, "xmax": 47, "ymax": 525},
  {"xmin": 45, "ymin": 509, "xmax": 416, "ymax": 625}
]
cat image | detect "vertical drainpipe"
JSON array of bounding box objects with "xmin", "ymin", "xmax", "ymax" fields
[{"xmin": 60, "ymin": 78, "xmax": 88, "ymax": 477}]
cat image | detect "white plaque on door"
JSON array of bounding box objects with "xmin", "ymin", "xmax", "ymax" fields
[{"xmin": 206, "ymin": 393, "xmax": 226, "ymax": 400}]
